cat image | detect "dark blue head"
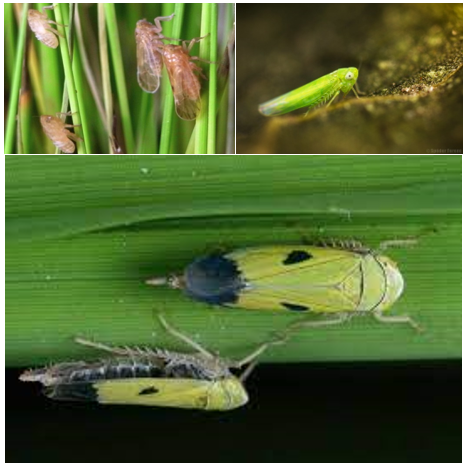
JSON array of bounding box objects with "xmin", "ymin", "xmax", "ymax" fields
[{"xmin": 183, "ymin": 254, "xmax": 244, "ymax": 305}]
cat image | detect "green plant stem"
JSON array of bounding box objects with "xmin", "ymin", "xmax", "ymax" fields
[
  {"xmin": 105, "ymin": 3, "xmax": 135, "ymax": 154},
  {"xmin": 5, "ymin": 3, "xmax": 28, "ymax": 154},
  {"xmin": 159, "ymin": 3, "xmax": 185, "ymax": 155},
  {"xmin": 98, "ymin": 4, "xmax": 114, "ymax": 154},
  {"xmin": 54, "ymin": 4, "xmax": 87, "ymax": 154},
  {"xmin": 206, "ymin": 4, "xmax": 218, "ymax": 154},
  {"xmin": 192, "ymin": 4, "xmax": 211, "ymax": 155}
]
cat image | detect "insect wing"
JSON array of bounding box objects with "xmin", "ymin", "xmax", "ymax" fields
[
  {"xmin": 163, "ymin": 46, "xmax": 201, "ymax": 120},
  {"xmin": 43, "ymin": 377, "xmax": 244, "ymax": 411},
  {"xmin": 136, "ymin": 21, "xmax": 163, "ymax": 93},
  {"xmin": 226, "ymin": 246, "xmax": 365, "ymax": 312},
  {"xmin": 259, "ymin": 72, "xmax": 341, "ymax": 116}
]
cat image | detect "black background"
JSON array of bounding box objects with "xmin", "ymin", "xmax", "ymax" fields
[{"xmin": 7, "ymin": 360, "xmax": 461, "ymax": 462}]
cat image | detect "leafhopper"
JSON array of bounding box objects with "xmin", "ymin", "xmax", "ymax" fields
[
  {"xmin": 147, "ymin": 240, "xmax": 421, "ymax": 331},
  {"xmin": 20, "ymin": 316, "xmax": 285, "ymax": 411},
  {"xmin": 40, "ymin": 113, "xmax": 82, "ymax": 154},
  {"xmin": 259, "ymin": 67, "xmax": 359, "ymax": 117},
  {"xmin": 27, "ymin": 5, "xmax": 64, "ymax": 49}
]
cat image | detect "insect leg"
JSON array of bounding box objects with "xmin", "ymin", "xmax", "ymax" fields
[
  {"xmin": 45, "ymin": 26, "xmax": 65, "ymax": 39},
  {"xmin": 377, "ymin": 239, "xmax": 418, "ymax": 252},
  {"xmin": 235, "ymin": 333, "xmax": 291, "ymax": 381},
  {"xmin": 282, "ymin": 314, "xmax": 351, "ymax": 335},
  {"xmin": 157, "ymin": 314, "xmax": 214, "ymax": 359},
  {"xmin": 373, "ymin": 310, "xmax": 423, "ymax": 332},
  {"xmin": 55, "ymin": 111, "xmax": 75, "ymax": 118},
  {"xmin": 42, "ymin": 4, "xmax": 56, "ymax": 12},
  {"xmin": 325, "ymin": 90, "xmax": 341, "ymax": 108},
  {"xmin": 354, "ymin": 80, "xmax": 366, "ymax": 96},
  {"xmin": 64, "ymin": 131, "xmax": 83, "ymax": 142},
  {"xmin": 75, "ymin": 337, "xmax": 136, "ymax": 356},
  {"xmin": 153, "ymin": 13, "xmax": 175, "ymax": 34},
  {"xmin": 352, "ymin": 86, "xmax": 360, "ymax": 98},
  {"xmin": 182, "ymin": 34, "xmax": 209, "ymax": 52}
]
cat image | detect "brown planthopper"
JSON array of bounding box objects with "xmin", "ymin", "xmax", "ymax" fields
[
  {"xmin": 40, "ymin": 113, "xmax": 82, "ymax": 154},
  {"xmin": 161, "ymin": 37, "xmax": 208, "ymax": 121},
  {"xmin": 135, "ymin": 14, "xmax": 176, "ymax": 94},
  {"xmin": 28, "ymin": 4, "xmax": 64, "ymax": 49}
]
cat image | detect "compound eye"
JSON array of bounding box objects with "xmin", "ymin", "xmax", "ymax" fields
[{"xmin": 345, "ymin": 71, "xmax": 354, "ymax": 80}]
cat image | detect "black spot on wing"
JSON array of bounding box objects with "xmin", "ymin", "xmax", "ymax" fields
[
  {"xmin": 283, "ymin": 250, "xmax": 312, "ymax": 265},
  {"xmin": 281, "ymin": 302, "xmax": 310, "ymax": 312},
  {"xmin": 138, "ymin": 386, "xmax": 159, "ymax": 396}
]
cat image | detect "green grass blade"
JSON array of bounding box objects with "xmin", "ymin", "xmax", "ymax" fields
[{"xmin": 6, "ymin": 155, "xmax": 461, "ymax": 366}]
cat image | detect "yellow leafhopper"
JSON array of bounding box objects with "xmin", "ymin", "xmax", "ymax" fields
[
  {"xmin": 147, "ymin": 240, "xmax": 421, "ymax": 331},
  {"xmin": 19, "ymin": 316, "xmax": 285, "ymax": 411}
]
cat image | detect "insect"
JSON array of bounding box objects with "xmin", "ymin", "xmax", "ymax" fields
[
  {"xmin": 161, "ymin": 39, "xmax": 207, "ymax": 121},
  {"xmin": 19, "ymin": 315, "xmax": 284, "ymax": 411},
  {"xmin": 258, "ymin": 67, "xmax": 359, "ymax": 117},
  {"xmin": 27, "ymin": 5, "xmax": 64, "ymax": 49},
  {"xmin": 135, "ymin": 14, "xmax": 175, "ymax": 93},
  {"xmin": 40, "ymin": 113, "xmax": 82, "ymax": 154},
  {"xmin": 147, "ymin": 241, "xmax": 421, "ymax": 331},
  {"xmin": 135, "ymin": 14, "xmax": 207, "ymax": 120}
]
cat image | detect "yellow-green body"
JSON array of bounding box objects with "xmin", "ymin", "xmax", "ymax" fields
[
  {"xmin": 93, "ymin": 376, "xmax": 248, "ymax": 411},
  {"xmin": 259, "ymin": 67, "xmax": 359, "ymax": 116},
  {"xmin": 227, "ymin": 246, "xmax": 403, "ymax": 314}
]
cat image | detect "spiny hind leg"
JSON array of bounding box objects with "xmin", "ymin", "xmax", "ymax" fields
[
  {"xmin": 157, "ymin": 314, "xmax": 214, "ymax": 358},
  {"xmin": 236, "ymin": 315, "xmax": 349, "ymax": 381},
  {"xmin": 74, "ymin": 337, "xmax": 136, "ymax": 356},
  {"xmin": 373, "ymin": 310, "xmax": 423, "ymax": 332},
  {"xmin": 377, "ymin": 239, "xmax": 418, "ymax": 252}
]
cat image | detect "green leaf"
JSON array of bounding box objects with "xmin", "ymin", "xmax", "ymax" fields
[{"xmin": 6, "ymin": 155, "xmax": 461, "ymax": 366}]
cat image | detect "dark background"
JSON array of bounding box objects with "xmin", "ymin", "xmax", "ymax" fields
[{"xmin": 7, "ymin": 360, "xmax": 461, "ymax": 462}]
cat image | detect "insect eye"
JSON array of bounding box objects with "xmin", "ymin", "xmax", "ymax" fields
[{"xmin": 345, "ymin": 72, "xmax": 354, "ymax": 80}]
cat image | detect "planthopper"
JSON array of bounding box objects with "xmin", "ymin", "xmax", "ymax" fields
[
  {"xmin": 259, "ymin": 67, "xmax": 359, "ymax": 117},
  {"xmin": 161, "ymin": 36, "xmax": 208, "ymax": 121},
  {"xmin": 28, "ymin": 5, "xmax": 64, "ymax": 49},
  {"xmin": 40, "ymin": 113, "xmax": 82, "ymax": 154}
]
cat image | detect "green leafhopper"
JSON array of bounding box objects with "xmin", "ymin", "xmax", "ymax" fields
[
  {"xmin": 19, "ymin": 316, "xmax": 284, "ymax": 411},
  {"xmin": 259, "ymin": 67, "xmax": 359, "ymax": 117},
  {"xmin": 147, "ymin": 240, "xmax": 421, "ymax": 331}
]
